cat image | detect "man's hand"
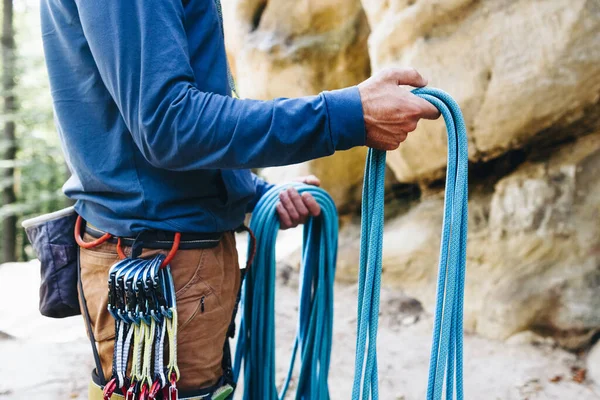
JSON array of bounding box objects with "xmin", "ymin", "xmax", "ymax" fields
[
  {"xmin": 358, "ymin": 68, "xmax": 441, "ymax": 151},
  {"xmin": 276, "ymin": 176, "xmax": 322, "ymax": 230}
]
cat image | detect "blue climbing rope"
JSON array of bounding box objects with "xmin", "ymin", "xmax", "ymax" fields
[
  {"xmin": 234, "ymin": 87, "xmax": 468, "ymax": 400},
  {"xmin": 352, "ymin": 87, "xmax": 469, "ymax": 400},
  {"xmin": 233, "ymin": 182, "xmax": 339, "ymax": 400}
]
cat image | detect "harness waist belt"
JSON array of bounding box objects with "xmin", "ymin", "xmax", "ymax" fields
[{"xmin": 85, "ymin": 224, "xmax": 223, "ymax": 250}]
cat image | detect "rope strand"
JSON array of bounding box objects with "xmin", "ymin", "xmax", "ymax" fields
[{"xmin": 352, "ymin": 87, "xmax": 469, "ymax": 400}]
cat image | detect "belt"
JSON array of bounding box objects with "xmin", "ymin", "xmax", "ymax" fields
[{"xmin": 84, "ymin": 224, "xmax": 223, "ymax": 251}]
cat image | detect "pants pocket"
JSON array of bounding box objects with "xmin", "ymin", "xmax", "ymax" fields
[{"xmin": 172, "ymin": 232, "xmax": 241, "ymax": 390}]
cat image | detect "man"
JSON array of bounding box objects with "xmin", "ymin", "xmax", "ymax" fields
[{"xmin": 40, "ymin": 0, "xmax": 439, "ymax": 398}]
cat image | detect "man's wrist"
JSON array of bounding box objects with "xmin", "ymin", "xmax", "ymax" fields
[{"xmin": 322, "ymin": 86, "xmax": 367, "ymax": 150}]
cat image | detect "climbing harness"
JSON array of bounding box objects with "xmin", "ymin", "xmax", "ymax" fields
[
  {"xmin": 99, "ymin": 253, "xmax": 180, "ymax": 400},
  {"xmin": 352, "ymin": 87, "xmax": 468, "ymax": 400},
  {"xmin": 74, "ymin": 216, "xmax": 181, "ymax": 269},
  {"xmin": 233, "ymin": 182, "xmax": 339, "ymax": 400},
  {"xmin": 76, "ymin": 217, "xmax": 251, "ymax": 400},
  {"xmin": 235, "ymin": 88, "xmax": 468, "ymax": 400},
  {"xmin": 73, "ymin": 216, "xmax": 183, "ymax": 399}
]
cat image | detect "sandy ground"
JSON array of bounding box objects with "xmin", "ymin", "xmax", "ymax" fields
[{"xmin": 0, "ymin": 232, "xmax": 598, "ymax": 399}]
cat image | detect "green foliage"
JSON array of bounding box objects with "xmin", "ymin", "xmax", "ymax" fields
[{"xmin": 0, "ymin": 2, "xmax": 68, "ymax": 262}]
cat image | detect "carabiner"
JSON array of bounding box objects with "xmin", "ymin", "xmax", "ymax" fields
[
  {"xmin": 139, "ymin": 382, "xmax": 149, "ymax": 400},
  {"xmin": 169, "ymin": 385, "xmax": 178, "ymax": 400},
  {"xmin": 169, "ymin": 372, "xmax": 179, "ymax": 400},
  {"xmin": 125, "ymin": 380, "xmax": 139, "ymax": 400},
  {"xmin": 148, "ymin": 380, "xmax": 162, "ymax": 400},
  {"xmin": 102, "ymin": 377, "xmax": 118, "ymax": 400}
]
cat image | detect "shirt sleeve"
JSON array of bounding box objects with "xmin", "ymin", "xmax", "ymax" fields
[
  {"xmin": 74, "ymin": 0, "xmax": 366, "ymax": 172},
  {"xmin": 246, "ymin": 173, "xmax": 275, "ymax": 213}
]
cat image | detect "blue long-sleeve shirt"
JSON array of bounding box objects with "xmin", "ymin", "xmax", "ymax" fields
[{"xmin": 40, "ymin": 0, "xmax": 366, "ymax": 236}]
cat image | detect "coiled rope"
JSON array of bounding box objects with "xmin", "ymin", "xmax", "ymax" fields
[
  {"xmin": 234, "ymin": 182, "xmax": 339, "ymax": 400},
  {"xmin": 352, "ymin": 87, "xmax": 468, "ymax": 400},
  {"xmin": 234, "ymin": 87, "xmax": 468, "ymax": 400}
]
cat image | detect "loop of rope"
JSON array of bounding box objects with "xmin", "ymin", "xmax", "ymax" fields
[
  {"xmin": 351, "ymin": 87, "xmax": 469, "ymax": 400},
  {"xmin": 233, "ymin": 183, "xmax": 339, "ymax": 400},
  {"xmin": 166, "ymin": 307, "xmax": 180, "ymax": 382}
]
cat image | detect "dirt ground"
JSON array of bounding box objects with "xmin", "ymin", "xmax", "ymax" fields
[{"xmin": 1, "ymin": 234, "xmax": 598, "ymax": 399}]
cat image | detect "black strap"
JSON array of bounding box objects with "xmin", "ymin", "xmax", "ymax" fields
[
  {"xmin": 222, "ymin": 226, "xmax": 254, "ymax": 394},
  {"xmin": 77, "ymin": 248, "xmax": 106, "ymax": 386},
  {"xmin": 221, "ymin": 268, "xmax": 248, "ymax": 397}
]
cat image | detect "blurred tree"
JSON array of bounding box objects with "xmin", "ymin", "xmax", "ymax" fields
[
  {"xmin": 1, "ymin": 0, "xmax": 16, "ymax": 263},
  {"xmin": 0, "ymin": 1, "xmax": 68, "ymax": 262}
]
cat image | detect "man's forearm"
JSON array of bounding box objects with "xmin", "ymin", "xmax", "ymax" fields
[{"xmin": 133, "ymin": 86, "xmax": 366, "ymax": 171}]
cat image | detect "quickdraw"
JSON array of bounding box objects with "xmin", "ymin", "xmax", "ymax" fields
[{"xmin": 102, "ymin": 253, "xmax": 180, "ymax": 400}]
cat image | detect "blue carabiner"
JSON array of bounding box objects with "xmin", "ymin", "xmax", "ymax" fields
[
  {"xmin": 117, "ymin": 258, "xmax": 146, "ymax": 324},
  {"xmin": 143, "ymin": 255, "xmax": 165, "ymax": 323}
]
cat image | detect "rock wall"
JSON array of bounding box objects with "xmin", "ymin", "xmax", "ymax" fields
[
  {"xmin": 365, "ymin": 0, "xmax": 600, "ymax": 183},
  {"xmin": 223, "ymin": 0, "xmax": 600, "ymax": 347},
  {"xmin": 225, "ymin": 0, "xmax": 371, "ymax": 99},
  {"xmin": 223, "ymin": 0, "xmax": 372, "ymax": 211},
  {"xmin": 339, "ymin": 132, "xmax": 600, "ymax": 346}
]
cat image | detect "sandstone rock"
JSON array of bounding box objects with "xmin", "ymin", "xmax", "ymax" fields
[
  {"xmin": 588, "ymin": 341, "xmax": 600, "ymax": 388},
  {"xmin": 337, "ymin": 132, "xmax": 600, "ymax": 344},
  {"xmin": 225, "ymin": 0, "xmax": 371, "ymax": 99},
  {"xmin": 505, "ymin": 330, "xmax": 555, "ymax": 347},
  {"xmin": 364, "ymin": 0, "xmax": 600, "ymax": 182},
  {"xmin": 223, "ymin": 0, "xmax": 600, "ymax": 348},
  {"xmin": 223, "ymin": 0, "xmax": 372, "ymax": 211}
]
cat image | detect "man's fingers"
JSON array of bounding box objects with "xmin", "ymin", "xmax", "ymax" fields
[
  {"xmin": 279, "ymin": 190, "xmax": 300, "ymax": 221},
  {"xmin": 295, "ymin": 175, "xmax": 321, "ymax": 186},
  {"xmin": 288, "ymin": 188, "xmax": 309, "ymax": 220},
  {"xmin": 397, "ymin": 131, "xmax": 408, "ymax": 143},
  {"xmin": 385, "ymin": 67, "xmax": 428, "ymax": 88},
  {"xmin": 276, "ymin": 203, "xmax": 293, "ymax": 229},
  {"xmin": 276, "ymin": 180, "xmax": 322, "ymax": 230},
  {"xmin": 414, "ymin": 96, "xmax": 441, "ymax": 120},
  {"xmin": 303, "ymin": 175, "xmax": 321, "ymax": 187},
  {"xmin": 302, "ymin": 193, "xmax": 321, "ymax": 217}
]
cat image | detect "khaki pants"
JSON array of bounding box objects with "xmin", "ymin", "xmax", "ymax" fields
[{"xmin": 79, "ymin": 231, "xmax": 241, "ymax": 393}]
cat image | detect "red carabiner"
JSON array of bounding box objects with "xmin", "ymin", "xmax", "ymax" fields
[
  {"xmin": 139, "ymin": 383, "xmax": 149, "ymax": 400},
  {"xmin": 169, "ymin": 372, "xmax": 179, "ymax": 400},
  {"xmin": 125, "ymin": 380, "xmax": 138, "ymax": 400},
  {"xmin": 169, "ymin": 386, "xmax": 178, "ymax": 400},
  {"xmin": 103, "ymin": 378, "xmax": 118, "ymax": 400},
  {"xmin": 148, "ymin": 380, "xmax": 162, "ymax": 399}
]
